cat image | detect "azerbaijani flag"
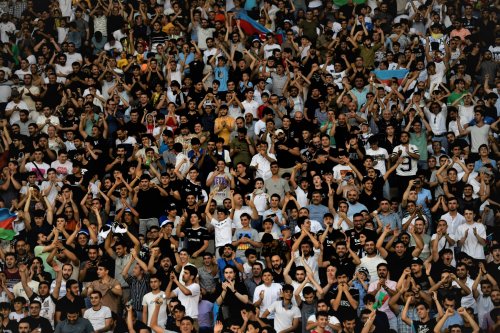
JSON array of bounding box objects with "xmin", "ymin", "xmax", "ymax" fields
[
  {"xmin": 373, "ymin": 290, "xmax": 389, "ymax": 310},
  {"xmin": 0, "ymin": 209, "xmax": 17, "ymax": 240},
  {"xmin": 372, "ymin": 69, "xmax": 409, "ymax": 86},
  {"xmin": 236, "ymin": 12, "xmax": 283, "ymax": 44}
]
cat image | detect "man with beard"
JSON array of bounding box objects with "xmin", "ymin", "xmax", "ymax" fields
[
  {"xmin": 55, "ymin": 280, "xmax": 86, "ymax": 323},
  {"xmin": 483, "ymin": 289, "xmax": 500, "ymax": 332},
  {"xmin": 358, "ymin": 240, "xmax": 387, "ymax": 284},
  {"xmin": 244, "ymin": 262, "xmax": 264, "ymax": 303},
  {"xmin": 215, "ymin": 244, "xmax": 244, "ymax": 281},
  {"xmin": 377, "ymin": 224, "xmax": 423, "ymax": 279},
  {"xmin": 270, "ymin": 254, "xmax": 285, "ymax": 284},
  {"xmin": 475, "ymin": 274, "xmax": 497, "ymax": 327},
  {"xmin": 79, "ymin": 245, "xmax": 100, "ymax": 290},
  {"xmin": 340, "ymin": 317, "xmax": 358, "ymax": 333},
  {"xmin": 455, "ymin": 263, "xmax": 476, "ymax": 311},
  {"xmin": 54, "ymin": 307, "xmax": 94, "ymax": 333},
  {"xmin": 273, "ymin": 129, "xmax": 300, "ymax": 176},
  {"xmin": 346, "ymin": 213, "xmax": 376, "ymax": 253},
  {"xmin": 54, "ymin": 54, "xmax": 72, "ymax": 84},
  {"xmin": 368, "ymin": 263, "xmax": 398, "ymax": 330},
  {"xmin": 346, "ymin": 191, "xmax": 368, "ymax": 219},
  {"xmin": 390, "ymin": 131, "xmax": 420, "ymax": 196},
  {"xmin": 319, "ymin": 240, "xmax": 360, "ymax": 279}
]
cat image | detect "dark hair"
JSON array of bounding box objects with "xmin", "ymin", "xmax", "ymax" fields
[
  {"xmin": 66, "ymin": 279, "xmax": 79, "ymax": 291},
  {"xmin": 184, "ymin": 265, "xmax": 198, "ymax": 279}
]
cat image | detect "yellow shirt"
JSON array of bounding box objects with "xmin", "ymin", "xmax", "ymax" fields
[{"xmin": 214, "ymin": 116, "xmax": 235, "ymax": 144}]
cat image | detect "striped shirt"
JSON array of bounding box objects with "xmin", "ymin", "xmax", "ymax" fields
[
  {"xmin": 396, "ymin": 304, "xmax": 419, "ymax": 333},
  {"xmin": 125, "ymin": 274, "xmax": 150, "ymax": 312}
]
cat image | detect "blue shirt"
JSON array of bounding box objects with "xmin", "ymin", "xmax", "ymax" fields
[
  {"xmin": 350, "ymin": 87, "xmax": 370, "ymax": 111},
  {"xmin": 306, "ymin": 204, "xmax": 330, "ymax": 227},
  {"xmin": 217, "ymin": 257, "xmax": 244, "ymax": 280},
  {"xmin": 214, "ymin": 66, "xmax": 229, "ymax": 92}
]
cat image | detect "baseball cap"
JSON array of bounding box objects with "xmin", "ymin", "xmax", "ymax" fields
[
  {"xmin": 166, "ymin": 202, "xmax": 177, "ymax": 211},
  {"xmin": 411, "ymin": 257, "xmax": 423, "ymax": 265}
]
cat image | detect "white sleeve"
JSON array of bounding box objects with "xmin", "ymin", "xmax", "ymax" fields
[
  {"xmin": 189, "ymin": 284, "xmax": 200, "ymax": 297},
  {"xmin": 253, "ymin": 286, "xmax": 261, "ymax": 303}
]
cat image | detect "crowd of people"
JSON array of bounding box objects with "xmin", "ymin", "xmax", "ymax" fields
[{"xmin": 0, "ymin": 0, "xmax": 498, "ymax": 332}]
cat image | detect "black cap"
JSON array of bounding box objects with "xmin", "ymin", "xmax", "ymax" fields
[{"xmin": 411, "ymin": 257, "xmax": 423, "ymax": 265}]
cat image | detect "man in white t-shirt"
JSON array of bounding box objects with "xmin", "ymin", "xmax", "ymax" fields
[
  {"xmin": 51, "ymin": 151, "xmax": 73, "ymax": 180},
  {"xmin": 142, "ymin": 275, "xmax": 167, "ymax": 327},
  {"xmin": 5, "ymin": 90, "xmax": 29, "ymax": 125},
  {"xmin": 307, "ymin": 300, "xmax": 341, "ymax": 333},
  {"xmin": 165, "ymin": 266, "xmax": 200, "ymax": 320},
  {"xmin": 262, "ymin": 284, "xmax": 301, "ymax": 332},
  {"xmin": 84, "ymin": 290, "xmax": 112, "ymax": 333},
  {"xmin": 253, "ymin": 269, "xmax": 283, "ymax": 319},
  {"xmin": 242, "ymin": 89, "xmax": 259, "ymax": 119},
  {"xmin": 332, "ymin": 153, "xmax": 353, "ymax": 180},
  {"xmin": 206, "ymin": 193, "xmax": 233, "ymax": 257},
  {"xmin": 456, "ymin": 208, "xmax": 487, "ymax": 260}
]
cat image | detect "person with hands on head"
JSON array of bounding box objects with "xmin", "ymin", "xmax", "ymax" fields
[
  {"xmin": 472, "ymin": 262, "xmax": 498, "ymax": 329},
  {"xmin": 434, "ymin": 307, "xmax": 480, "ymax": 333},
  {"xmin": 103, "ymin": 223, "xmax": 141, "ymax": 300},
  {"xmin": 402, "ymin": 291, "xmax": 444, "ymax": 333},
  {"xmin": 376, "ymin": 224, "xmax": 423, "ymax": 279},
  {"xmin": 428, "ymin": 271, "xmax": 471, "ymax": 302},
  {"xmin": 121, "ymin": 248, "xmax": 150, "ymax": 322}
]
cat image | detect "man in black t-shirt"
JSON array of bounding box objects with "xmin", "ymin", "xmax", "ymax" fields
[
  {"xmin": 376, "ymin": 226, "xmax": 423, "ymax": 279},
  {"xmin": 55, "ymin": 279, "xmax": 86, "ymax": 323},
  {"xmin": 177, "ymin": 213, "xmax": 210, "ymax": 267}
]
